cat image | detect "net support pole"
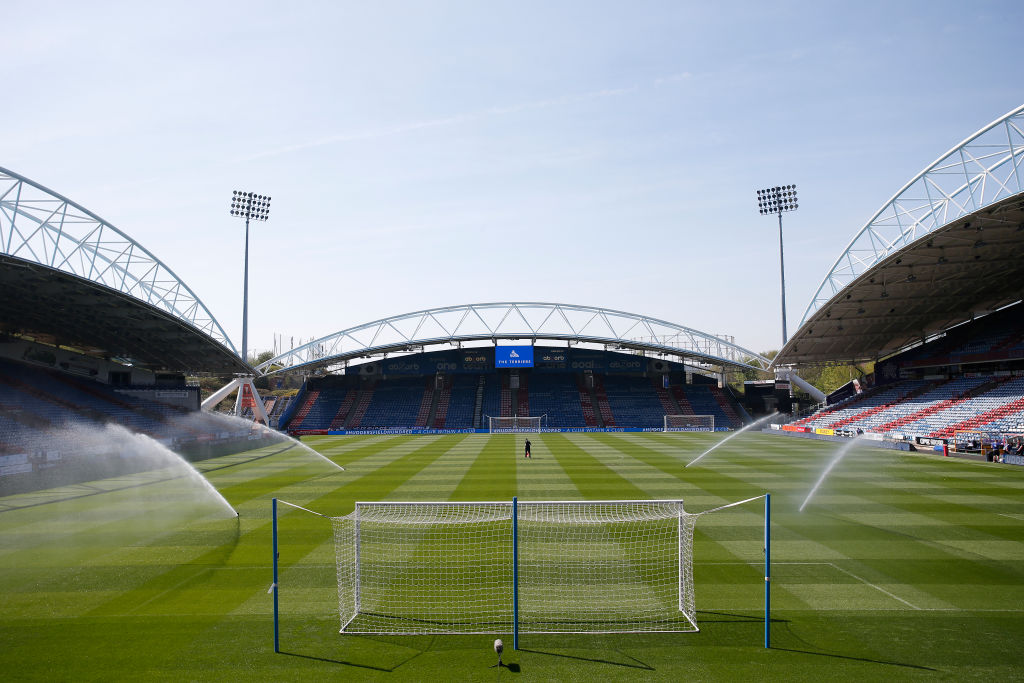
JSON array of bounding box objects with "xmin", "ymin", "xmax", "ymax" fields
[
  {"xmin": 272, "ymin": 497, "xmax": 280, "ymax": 653},
  {"xmin": 512, "ymin": 495, "xmax": 519, "ymax": 650},
  {"xmin": 764, "ymin": 492, "xmax": 771, "ymax": 649}
]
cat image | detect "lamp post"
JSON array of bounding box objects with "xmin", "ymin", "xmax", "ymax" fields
[
  {"xmin": 229, "ymin": 190, "xmax": 271, "ymax": 364},
  {"xmin": 756, "ymin": 185, "xmax": 798, "ymax": 346}
]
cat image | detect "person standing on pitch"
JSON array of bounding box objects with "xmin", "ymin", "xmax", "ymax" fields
[{"xmin": 524, "ymin": 438, "xmax": 531, "ymax": 458}]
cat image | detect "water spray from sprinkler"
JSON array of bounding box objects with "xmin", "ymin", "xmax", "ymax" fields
[{"xmin": 686, "ymin": 412, "xmax": 780, "ymax": 468}]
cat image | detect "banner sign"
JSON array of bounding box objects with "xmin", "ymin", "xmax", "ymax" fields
[
  {"xmin": 495, "ymin": 345, "xmax": 534, "ymax": 368},
  {"xmin": 324, "ymin": 426, "xmax": 730, "ymax": 436},
  {"xmin": 241, "ymin": 384, "xmax": 256, "ymax": 409}
]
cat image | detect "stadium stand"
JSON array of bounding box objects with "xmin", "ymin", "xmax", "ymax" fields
[
  {"xmin": 790, "ymin": 302, "xmax": 1024, "ymax": 441},
  {"xmin": 443, "ymin": 375, "xmax": 477, "ymax": 428},
  {"xmin": 529, "ymin": 373, "xmax": 585, "ymax": 429},
  {"xmin": 345, "ymin": 384, "xmax": 376, "ymax": 429},
  {"xmin": 480, "ymin": 375, "xmax": 500, "ymax": 428},
  {"xmin": 516, "ymin": 374, "xmax": 530, "ymax": 419},
  {"xmin": 680, "ymin": 384, "xmax": 738, "ymax": 429},
  {"xmin": 593, "ymin": 376, "xmax": 616, "ymax": 427},
  {"xmin": 577, "ymin": 377, "xmax": 599, "ymax": 427},
  {"xmin": 275, "ymin": 349, "xmax": 750, "ymax": 433},
  {"xmin": 359, "ymin": 377, "xmax": 424, "ymax": 429},
  {"xmin": 602, "ymin": 375, "xmax": 664, "ymax": 428},
  {"xmin": 413, "ymin": 378, "xmax": 434, "ymax": 428},
  {"xmin": 288, "ymin": 390, "xmax": 320, "ymax": 430},
  {"xmin": 328, "ymin": 389, "xmax": 356, "ymax": 430},
  {"xmin": 669, "ymin": 385, "xmax": 696, "ymax": 416}
]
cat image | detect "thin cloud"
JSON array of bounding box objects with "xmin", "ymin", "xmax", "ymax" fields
[
  {"xmin": 235, "ymin": 86, "xmax": 639, "ymax": 164},
  {"xmin": 654, "ymin": 72, "xmax": 693, "ymax": 86}
]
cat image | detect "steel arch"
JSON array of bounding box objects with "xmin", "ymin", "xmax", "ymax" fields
[
  {"xmin": 800, "ymin": 104, "xmax": 1024, "ymax": 327},
  {"xmin": 255, "ymin": 302, "xmax": 771, "ymax": 376},
  {"xmin": 0, "ymin": 166, "xmax": 236, "ymax": 354}
]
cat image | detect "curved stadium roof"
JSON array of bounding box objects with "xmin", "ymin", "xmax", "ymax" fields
[
  {"xmin": 0, "ymin": 167, "xmax": 247, "ymax": 374},
  {"xmin": 776, "ymin": 104, "xmax": 1024, "ymax": 366},
  {"xmin": 255, "ymin": 302, "xmax": 772, "ymax": 377}
]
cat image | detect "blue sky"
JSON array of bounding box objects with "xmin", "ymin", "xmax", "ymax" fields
[{"xmin": 3, "ymin": 1, "xmax": 1022, "ymax": 359}]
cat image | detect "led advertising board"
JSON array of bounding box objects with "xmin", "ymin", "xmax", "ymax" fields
[{"xmin": 495, "ymin": 345, "xmax": 534, "ymax": 368}]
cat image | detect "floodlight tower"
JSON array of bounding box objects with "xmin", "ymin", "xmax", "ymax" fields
[
  {"xmin": 229, "ymin": 191, "xmax": 271, "ymax": 364},
  {"xmin": 756, "ymin": 185, "xmax": 798, "ymax": 346}
]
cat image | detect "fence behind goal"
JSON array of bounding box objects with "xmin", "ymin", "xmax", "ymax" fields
[{"xmin": 332, "ymin": 499, "xmax": 697, "ymax": 636}]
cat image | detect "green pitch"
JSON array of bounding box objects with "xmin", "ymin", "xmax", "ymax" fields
[{"xmin": 2, "ymin": 432, "xmax": 1023, "ymax": 681}]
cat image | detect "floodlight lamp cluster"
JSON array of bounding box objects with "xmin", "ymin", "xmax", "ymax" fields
[
  {"xmin": 756, "ymin": 185, "xmax": 798, "ymax": 215},
  {"xmin": 230, "ymin": 190, "xmax": 272, "ymax": 221}
]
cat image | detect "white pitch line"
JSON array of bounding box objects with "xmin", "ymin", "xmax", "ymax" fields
[
  {"xmin": 827, "ymin": 562, "xmax": 921, "ymax": 610},
  {"xmin": 998, "ymin": 512, "xmax": 1024, "ymax": 521}
]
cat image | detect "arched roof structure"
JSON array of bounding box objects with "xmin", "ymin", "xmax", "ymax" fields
[
  {"xmin": 801, "ymin": 104, "xmax": 1024, "ymax": 326},
  {"xmin": 777, "ymin": 105, "xmax": 1024, "ymax": 365},
  {"xmin": 0, "ymin": 166, "xmax": 246, "ymax": 373},
  {"xmin": 255, "ymin": 302, "xmax": 771, "ymax": 377}
]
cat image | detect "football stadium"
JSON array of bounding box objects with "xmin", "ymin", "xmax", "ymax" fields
[{"xmin": 3, "ymin": 89, "xmax": 1024, "ymax": 683}]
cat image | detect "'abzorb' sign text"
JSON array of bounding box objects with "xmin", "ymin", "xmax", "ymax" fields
[{"xmin": 495, "ymin": 345, "xmax": 534, "ymax": 368}]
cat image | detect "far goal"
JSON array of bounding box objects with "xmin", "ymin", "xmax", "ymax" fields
[
  {"xmin": 488, "ymin": 415, "xmax": 546, "ymax": 433},
  {"xmin": 664, "ymin": 415, "xmax": 714, "ymax": 432}
]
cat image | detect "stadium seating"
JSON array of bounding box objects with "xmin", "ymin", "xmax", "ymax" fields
[
  {"xmin": 528, "ymin": 373, "xmax": 585, "ymax": 429},
  {"xmin": 602, "ymin": 375, "xmax": 663, "ymax": 428},
  {"xmin": 413, "ymin": 378, "xmax": 434, "ymax": 428},
  {"xmin": 929, "ymin": 376, "xmax": 1024, "ymax": 438},
  {"xmin": 516, "ymin": 375, "xmax": 530, "ymax": 418},
  {"xmin": 359, "ymin": 377, "xmax": 424, "ymax": 429},
  {"xmin": 443, "ymin": 375, "xmax": 477, "ymax": 428},
  {"xmin": 593, "ymin": 376, "xmax": 616, "ymax": 427},
  {"xmin": 480, "ymin": 375, "xmax": 500, "ymax": 428},
  {"xmin": 346, "ymin": 386, "xmax": 376, "ymax": 429},
  {"xmin": 577, "ymin": 378, "xmax": 598, "ymax": 427},
  {"xmin": 792, "ymin": 374, "xmax": 1024, "ymax": 439},
  {"xmin": 675, "ymin": 384, "xmax": 739, "ymax": 429},
  {"xmin": 796, "ymin": 380, "xmax": 932, "ymax": 430}
]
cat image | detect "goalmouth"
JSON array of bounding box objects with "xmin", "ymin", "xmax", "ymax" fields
[
  {"xmin": 488, "ymin": 415, "xmax": 546, "ymax": 433},
  {"xmin": 664, "ymin": 415, "xmax": 714, "ymax": 432},
  {"xmin": 270, "ymin": 494, "xmax": 773, "ymax": 652}
]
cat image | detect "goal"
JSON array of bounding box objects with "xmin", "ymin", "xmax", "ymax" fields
[
  {"xmin": 664, "ymin": 415, "xmax": 714, "ymax": 432},
  {"xmin": 331, "ymin": 499, "xmax": 698, "ymax": 635},
  {"xmin": 488, "ymin": 415, "xmax": 546, "ymax": 433}
]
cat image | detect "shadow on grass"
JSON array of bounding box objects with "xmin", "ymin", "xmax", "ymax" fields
[
  {"xmin": 772, "ymin": 621, "xmax": 935, "ymax": 672},
  {"xmin": 279, "ymin": 634, "xmax": 434, "ymax": 672},
  {"xmin": 279, "ymin": 650, "xmax": 395, "ymax": 672},
  {"xmin": 516, "ymin": 647, "xmax": 653, "ymax": 671},
  {"xmin": 771, "ymin": 647, "xmax": 936, "ymax": 672},
  {"xmin": 698, "ymin": 610, "xmax": 790, "ymax": 624}
]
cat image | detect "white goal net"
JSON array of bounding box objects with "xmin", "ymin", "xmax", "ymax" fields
[
  {"xmin": 331, "ymin": 500, "xmax": 698, "ymax": 635},
  {"xmin": 488, "ymin": 415, "xmax": 545, "ymax": 433},
  {"xmin": 664, "ymin": 414, "xmax": 714, "ymax": 432}
]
